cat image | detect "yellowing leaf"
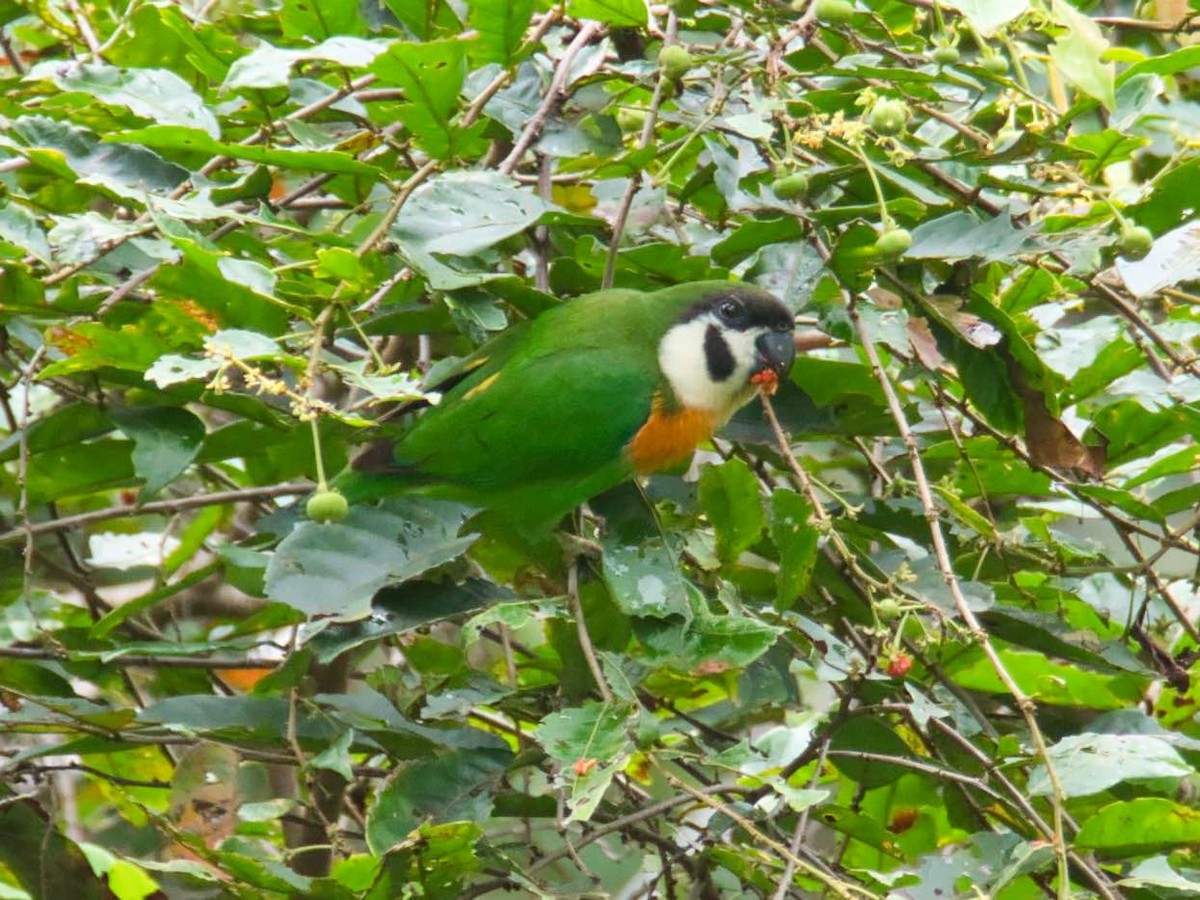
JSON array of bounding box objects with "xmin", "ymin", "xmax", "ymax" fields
[{"xmin": 1050, "ymin": 0, "xmax": 1116, "ymax": 110}]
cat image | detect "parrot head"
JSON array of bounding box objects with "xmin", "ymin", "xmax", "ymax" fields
[{"xmin": 657, "ymin": 286, "xmax": 797, "ymax": 419}]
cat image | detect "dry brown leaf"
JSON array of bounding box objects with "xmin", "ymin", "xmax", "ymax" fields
[
  {"xmin": 1017, "ymin": 382, "xmax": 1106, "ymax": 479},
  {"xmin": 927, "ymin": 296, "xmax": 1002, "ymax": 348},
  {"xmin": 906, "ymin": 316, "xmax": 945, "ymax": 369}
]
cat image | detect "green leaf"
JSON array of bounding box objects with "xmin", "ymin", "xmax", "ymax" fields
[
  {"xmin": 29, "ymin": 61, "xmax": 219, "ymax": 136},
  {"xmin": 770, "ymin": 490, "xmax": 819, "ymax": 608},
  {"xmin": 0, "ymin": 791, "xmax": 111, "ymax": 900},
  {"xmin": 383, "ymin": 0, "xmax": 462, "ymax": 40},
  {"xmin": 468, "ymin": 0, "xmax": 534, "ymax": 65},
  {"xmin": 371, "ymin": 39, "xmax": 486, "ymax": 159},
  {"xmin": 0, "ymin": 203, "xmax": 52, "ymax": 264},
  {"xmin": 310, "ymin": 578, "xmax": 509, "ymax": 663},
  {"xmin": 790, "ymin": 357, "xmax": 886, "ymax": 409},
  {"xmin": 697, "ymin": 458, "xmax": 764, "ymax": 563},
  {"xmin": 224, "ymin": 36, "xmax": 389, "ymax": 89},
  {"xmin": 533, "ymin": 701, "xmax": 636, "ymax": 822},
  {"xmin": 1066, "ymin": 130, "xmax": 1150, "ymax": 181},
  {"xmin": 1119, "ymin": 857, "xmax": 1200, "ymax": 894},
  {"xmin": 109, "ymin": 126, "xmax": 384, "ymax": 176},
  {"xmin": 600, "ymin": 534, "xmax": 691, "ymax": 621},
  {"xmin": 1049, "ymin": 0, "xmax": 1116, "ymax": 110},
  {"xmin": 828, "ymin": 717, "xmax": 915, "ymax": 787},
  {"xmin": 112, "ymin": 406, "xmax": 206, "ymax": 497},
  {"xmin": 942, "ymin": 643, "xmax": 1149, "ymax": 709},
  {"xmin": 392, "ymin": 171, "xmax": 551, "ymax": 256},
  {"xmin": 265, "ymin": 498, "xmax": 478, "ymax": 619},
  {"xmin": 535, "ymin": 701, "xmax": 635, "ymax": 764},
  {"xmin": 711, "ymin": 218, "xmax": 806, "ymax": 268},
  {"xmin": 365, "ymin": 823, "xmax": 481, "ymax": 900},
  {"xmin": 137, "ymin": 695, "xmax": 319, "ymax": 741},
  {"xmin": 365, "ymin": 748, "xmax": 510, "ymax": 853},
  {"xmin": 940, "ymin": 0, "xmax": 1028, "ymax": 35},
  {"xmin": 906, "ymin": 212, "xmax": 1034, "ymax": 262},
  {"xmin": 566, "ymin": 0, "xmax": 647, "ymax": 27},
  {"xmin": 281, "ymin": 0, "xmax": 363, "ymax": 41},
  {"xmin": 1076, "ymin": 798, "xmax": 1200, "ymax": 856},
  {"xmin": 310, "ymin": 728, "xmax": 356, "ymax": 780},
  {"xmin": 1120, "ymin": 45, "xmax": 1200, "ymax": 84},
  {"xmin": 1028, "ymin": 733, "xmax": 1192, "ymax": 798},
  {"xmin": 677, "ymin": 606, "xmax": 782, "ymax": 669},
  {"xmin": 1116, "ymin": 220, "xmax": 1200, "ymax": 299},
  {"xmin": 24, "ymin": 441, "xmax": 135, "ymax": 504}
]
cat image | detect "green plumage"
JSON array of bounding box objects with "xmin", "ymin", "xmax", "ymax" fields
[{"xmin": 337, "ymin": 281, "xmax": 779, "ymax": 524}]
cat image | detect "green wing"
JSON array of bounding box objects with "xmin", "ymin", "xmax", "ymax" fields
[{"xmin": 398, "ymin": 346, "xmax": 655, "ymax": 488}]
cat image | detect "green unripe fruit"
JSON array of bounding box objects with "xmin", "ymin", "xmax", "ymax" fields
[
  {"xmin": 868, "ymin": 99, "xmax": 907, "ymax": 136},
  {"xmin": 307, "ymin": 488, "xmax": 349, "ymax": 523},
  {"xmin": 875, "ymin": 597, "xmax": 903, "ymax": 622},
  {"xmin": 658, "ymin": 45, "xmax": 693, "ymax": 78},
  {"xmin": 616, "ymin": 108, "xmax": 647, "ymax": 132},
  {"xmin": 981, "ymin": 53, "xmax": 1009, "ymax": 75},
  {"xmin": 813, "ymin": 0, "xmax": 855, "ymax": 24},
  {"xmin": 1118, "ymin": 225, "xmax": 1153, "ymax": 260},
  {"xmin": 772, "ymin": 172, "xmax": 809, "ymax": 200},
  {"xmin": 874, "ymin": 227, "xmax": 912, "ymax": 258},
  {"xmin": 931, "ymin": 44, "xmax": 960, "ymax": 65}
]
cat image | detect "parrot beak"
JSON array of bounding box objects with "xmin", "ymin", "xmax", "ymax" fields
[
  {"xmin": 749, "ymin": 331, "xmax": 796, "ymax": 395},
  {"xmin": 754, "ymin": 331, "xmax": 796, "ymax": 379}
]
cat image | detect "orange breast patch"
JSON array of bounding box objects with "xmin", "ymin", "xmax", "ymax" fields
[{"xmin": 625, "ymin": 398, "xmax": 719, "ymax": 474}]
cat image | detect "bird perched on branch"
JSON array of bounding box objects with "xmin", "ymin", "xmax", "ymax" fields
[{"xmin": 334, "ymin": 281, "xmax": 797, "ymax": 527}]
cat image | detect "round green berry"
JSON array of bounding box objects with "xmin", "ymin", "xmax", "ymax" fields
[
  {"xmin": 931, "ymin": 44, "xmax": 960, "ymax": 66},
  {"xmin": 868, "ymin": 99, "xmax": 907, "ymax": 136},
  {"xmin": 658, "ymin": 45, "xmax": 693, "ymax": 78},
  {"xmin": 813, "ymin": 0, "xmax": 855, "ymax": 24},
  {"xmin": 1118, "ymin": 225, "xmax": 1153, "ymax": 260},
  {"xmin": 307, "ymin": 488, "xmax": 349, "ymax": 523},
  {"xmin": 981, "ymin": 53, "xmax": 1009, "ymax": 75},
  {"xmin": 772, "ymin": 172, "xmax": 809, "ymax": 200},
  {"xmin": 874, "ymin": 227, "xmax": 913, "ymax": 258},
  {"xmin": 875, "ymin": 597, "xmax": 903, "ymax": 622},
  {"xmin": 616, "ymin": 108, "xmax": 647, "ymax": 132}
]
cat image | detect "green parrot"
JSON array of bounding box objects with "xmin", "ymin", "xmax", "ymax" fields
[{"xmin": 337, "ymin": 281, "xmax": 796, "ymax": 526}]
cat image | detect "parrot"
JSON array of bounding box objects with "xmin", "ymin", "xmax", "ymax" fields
[{"xmin": 337, "ymin": 281, "xmax": 796, "ymax": 527}]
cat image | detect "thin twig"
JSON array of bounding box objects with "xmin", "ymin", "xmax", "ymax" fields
[
  {"xmin": 601, "ymin": 14, "xmax": 676, "ymax": 289},
  {"xmin": 498, "ymin": 22, "xmax": 605, "ymax": 175},
  {"xmin": 63, "ymin": 0, "xmax": 101, "ymax": 54},
  {"xmin": 568, "ymin": 560, "xmax": 613, "ymax": 703},
  {"xmin": 0, "ymin": 645, "xmax": 282, "ymax": 669},
  {"xmin": 658, "ymin": 765, "xmax": 873, "ymax": 900},
  {"xmin": 527, "ymin": 782, "xmax": 750, "ymax": 875},
  {"xmin": 848, "ymin": 297, "xmax": 1074, "ymax": 898},
  {"xmin": 0, "ymin": 27, "xmax": 24, "ymax": 75},
  {"xmin": 0, "ymin": 483, "xmax": 309, "ymax": 545}
]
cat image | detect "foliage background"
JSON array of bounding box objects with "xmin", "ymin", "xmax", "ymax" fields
[{"xmin": 2, "ymin": 0, "xmax": 1200, "ymax": 896}]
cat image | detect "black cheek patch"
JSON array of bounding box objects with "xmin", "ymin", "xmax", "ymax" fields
[{"xmin": 704, "ymin": 324, "xmax": 736, "ymax": 382}]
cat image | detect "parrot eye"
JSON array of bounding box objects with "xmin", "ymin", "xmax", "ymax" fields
[{"xmin": 717, "ymin": 299, "xmax": 744, "ymax": 322}]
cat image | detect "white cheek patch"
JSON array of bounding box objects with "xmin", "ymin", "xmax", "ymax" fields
[{"xmin": 658, "ymin": 315, "xmax": 767, "ymax": 414}]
